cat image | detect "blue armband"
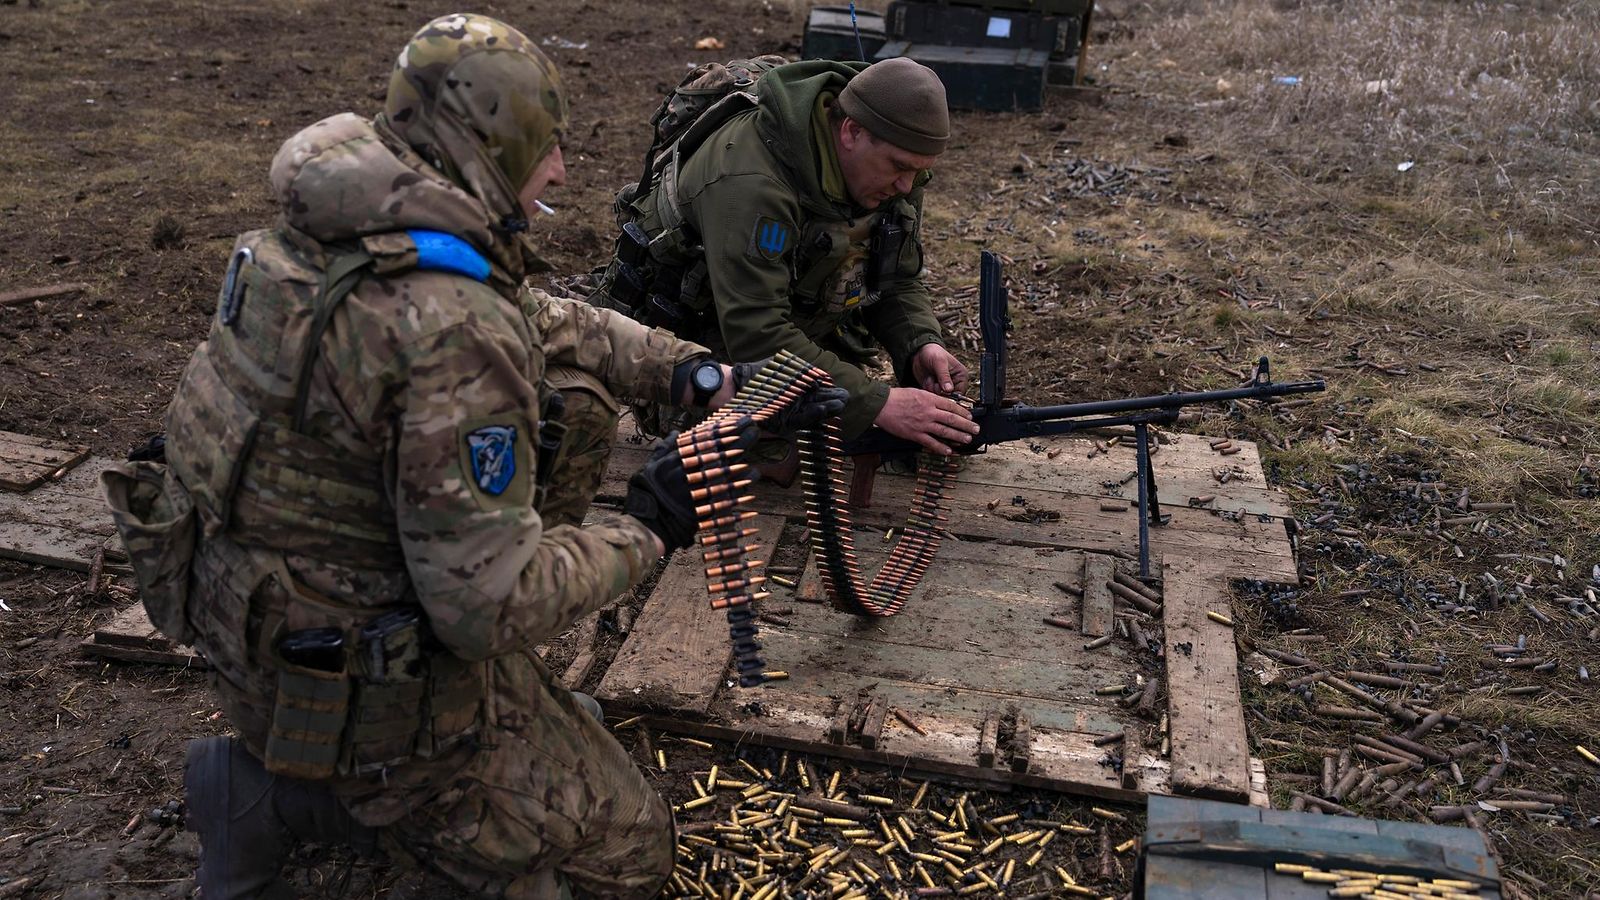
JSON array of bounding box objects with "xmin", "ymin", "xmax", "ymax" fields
[{"xmin": 408, "ymin": 229, "xmax": 491, "ymax": 283}]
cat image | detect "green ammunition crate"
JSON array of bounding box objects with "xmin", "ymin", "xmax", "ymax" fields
[
  {"xmin": 886, "ymin": 0, "xmax": 1061, "ymax": 53},
  {"xmin": 874, "ymin": 41, "xmax": 1048, "ymax": 111},
  {"xmin": 802, "ymin": 6, "xmax": 887, "ymax": 62},
  {"xmin": 959, "ymin": 0, "xmax": 1089, "ymax": 14},
  {"xmin": 1140, "ymin": 796, "xmax": 1502, "ymax": 900}
]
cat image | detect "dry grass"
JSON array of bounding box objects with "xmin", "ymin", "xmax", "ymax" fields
[{"xmin": 994, "ymin": 2, "xmax": 1600, "ymax": 892}]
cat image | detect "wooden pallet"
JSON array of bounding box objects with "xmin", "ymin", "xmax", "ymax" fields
[
  {"xmin": 0, "ymin": 453, "xmax": 124, "ymax": 572},
  {"xmin": 595, "ymin": 426, "xmax": 1296, "ymax": 804}
]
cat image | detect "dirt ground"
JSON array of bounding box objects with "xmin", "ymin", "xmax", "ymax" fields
[{"xmin": 3, "ymin": 0, "xmax": 1599, "ymax": 897}]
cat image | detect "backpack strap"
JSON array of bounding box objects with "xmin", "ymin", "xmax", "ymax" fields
[
  {"xmin": 287, "ymin": 230, "xmax": 494, "ymax": 433},
  {"xmin": 651, "ymin": 90, "xmax": 761, "ymax": 258},
  {"xmin": 291, "ymin": 247, "xmax": 374, "ymax": 433}
]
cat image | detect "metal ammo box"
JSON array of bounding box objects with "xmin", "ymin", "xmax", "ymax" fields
[
  {"xmin": 801, "ymin": 6, "xmax": 888, "ymax": 62},
  {"xmin": 882, "ymin": 0, "xmax": 1092, "ymax": 86},
  {"xmin": 886, "ymin": 0, "xmax": 1062, "ymax": 52},
  {"xmin": 874, "ymin": 41, "xmax": 1049, "ymax": 111},
  {"xmin": 1140, "ymin": 796, "xmax": 1502, "ymax": 899}
]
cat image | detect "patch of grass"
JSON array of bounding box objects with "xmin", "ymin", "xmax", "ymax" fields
[
  {"xmin": 1541, "ymin": 343, "xmax": 1579, "ymax": 368},
  {"xmin": 1512, "ymin": 375, "xmax": 1592, "ymax": 421}
]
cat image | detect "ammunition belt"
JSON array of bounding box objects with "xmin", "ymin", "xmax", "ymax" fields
[{"xmin": 677, "ymin": 350, "xmax": 955, "ymax": 687}]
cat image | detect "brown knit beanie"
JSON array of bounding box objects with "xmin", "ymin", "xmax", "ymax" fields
[{"xmin": 837, "ymin": 57, "xmax": 950, "ymax": 156}]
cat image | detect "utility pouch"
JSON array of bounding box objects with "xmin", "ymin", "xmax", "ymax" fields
[
  {"xmin": 101, "ymin": 461, "xmax": 198, "ymax": 646},
  {"xmin": 347, "ymin": 610, "xmax": 426, "ymax": 775},
  {"xmin": 865, "ymin": 213, "xmax": 909, "ymax": 297},
  {"xmin": 609, "ymin": 223, "xmax": 653, "ymax": 311},
  {"xmin": 264, "ymin": 627, "xmax": 350, "ymax": 780},
  {"xmin": 536, "ymin": 391, "xmax": 569, "ymax": 493}
]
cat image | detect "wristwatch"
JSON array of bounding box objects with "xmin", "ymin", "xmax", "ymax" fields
[{"xmin": 690, "ymin": 360, "xmax": 725, "ymax": 407}]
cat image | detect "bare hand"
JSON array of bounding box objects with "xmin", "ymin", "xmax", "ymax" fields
[
  {"xmin": 874, "ymin": 387, "xmax": 979, "ymax": 455},
  {"xmin": 910, "ymin": 343, "xmax": 969, "ymax": 395}
]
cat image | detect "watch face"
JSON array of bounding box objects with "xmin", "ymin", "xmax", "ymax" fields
[{"xmin": 693, "ymin": 364, "xmax": 723, "ymax": 392}]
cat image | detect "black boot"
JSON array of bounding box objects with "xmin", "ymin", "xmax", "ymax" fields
[{"xmin": 185, "ymin": 737, "xmax": 376, "ymax": 900}]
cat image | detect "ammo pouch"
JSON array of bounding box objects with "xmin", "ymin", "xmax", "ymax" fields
[
  {"xmin": 255, "ymin": 581, "xmax": 483, "ymax": 780},
  {"xmin": 101, "ymin": 461, "xmax": 198, "ymax": 646},
  {"xmin": 266, "ymin": 656, "xmax": 350, "ymax": 780}
]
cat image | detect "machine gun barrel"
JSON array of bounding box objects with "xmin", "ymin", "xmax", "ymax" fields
[{"xmin": 1010, "ymin": 376, "xmax": 1326, "ymax": 424}]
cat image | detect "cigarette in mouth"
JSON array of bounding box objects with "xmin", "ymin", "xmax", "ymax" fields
[{"xmin": 533, "ymin": 199, "xmax": 556, "ymax": 216}]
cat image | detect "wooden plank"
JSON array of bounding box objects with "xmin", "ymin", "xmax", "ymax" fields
[
  {"xmin": 80, "ymin": 603, "xmax": 205, "ymax": 668},
  {"xmin": 1163, "ymin": 556, "xmax": 1252, "ymax": 802},
  {"xmin": 953, "ymin": 432, "xmax": 1291, "ymax": 519},
  {"xmin": 748, "ymin": 656, "xmax": 1128, "ymax": 736},
  {"xmin": 978, "ymin": 711, "xmax": 999, "ymax": 767},
  {"xmin": 656, "ymin": 686, "xmax": 1161, "ymax": 802},
  {"xmin": 0, "ymin": 455, "xmax": 119, "ymax": 571},
  {"xmin": 1010, "ymin": 711, "xmax": 1033, "ymax": 773},
  {"xmin": 595, "ymin": 516, "xmax": 785, "ymax": 715},
  {"xmin": 611, "ymin": 419, "xmax": 1291, "ymax": 519},
  {"xmin": 0, "ymin": 432, "xmax": 91, "ymax": 492},
  {"xmin": 763, "ymin": 550, "xmax": 1105, "ymax": 666},
  {"xmin": 0, "ymin": 282, "xmax": 88, "ymax": 307},
  {"xmin": 1250, "ymin": 757, "xmax": 1270, "ymax": 808},
  {"xmin": 859, "ymin": 702, "xmax": 888, "ymax": 750},
  {"xmin": 600, "ymin": 452, "xmax": 1298, "ymax": 583},
  {"xmin": 558, "ymin": 612, "xmax": 602, "ymax": 691},
  {"xmin": 752, "ymin": 627, "xmax": 1117, "ymax": 708},
  {"xmin": 0, "ymin": 521, "xmax": 116, "ymax": 573},
  {"xmin": 1122, "ymin": 727, "xmax": 1144, "ymax": 791},
  {"xmin": 1081, "ymin": 552, "xmax": 1115, "ymax": 636}
]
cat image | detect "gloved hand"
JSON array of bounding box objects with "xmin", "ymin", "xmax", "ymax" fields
[
  {"xmin": 623, "ymin": 421, "xmax": 762, "ymax": 554},
  {"xmin": 623, "ymin": 437, "xmax": 697, "ymax": 554},
  {"xmin": 731, "ymin": 359, "xmax": 850, "ymax": 438}
]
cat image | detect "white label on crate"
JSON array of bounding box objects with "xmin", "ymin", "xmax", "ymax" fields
[{"xmin": 986, "ymin": 16, "xmax": 1012, "ymax": 38}]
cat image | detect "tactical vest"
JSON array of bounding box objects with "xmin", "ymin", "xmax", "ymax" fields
[{"xmin": 105, "ymin": 225, "xmax": 498, "ymax": 780}]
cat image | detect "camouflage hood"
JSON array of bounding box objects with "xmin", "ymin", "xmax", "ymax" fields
[
  {"xmin": 269, "ymin": 13, "xmax": 567, "ymax": 283},
  {"xmin": 270, "ymin": 113, "xmax": 524, "ymax": 277}
]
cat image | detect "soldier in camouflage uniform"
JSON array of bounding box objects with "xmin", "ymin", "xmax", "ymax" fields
[
  {"xmin": 100, "ymin": 14, "xmax": 840, "ymax": 899},
  {"xmin": 598, "ymin": 57, "xmax": 981, "ymax": 454}
]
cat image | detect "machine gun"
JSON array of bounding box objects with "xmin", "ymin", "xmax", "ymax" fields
[{"xmin": 842, "ymin": 250, "xmax": 1326, "ymax": 576}]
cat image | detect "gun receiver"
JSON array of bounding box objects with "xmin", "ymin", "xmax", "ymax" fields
[{"xmin": 843, "ymin": 250, "xmax": 1326, "ymax": 575}]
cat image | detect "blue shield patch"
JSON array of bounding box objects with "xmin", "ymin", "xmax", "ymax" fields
[
  {"xmin": 465, "ymin": 425, "xmax": 518, "ymax": 496},
  {"xmin": 748, "ymin": 215, "xmax": 791, "ymax": 261}
]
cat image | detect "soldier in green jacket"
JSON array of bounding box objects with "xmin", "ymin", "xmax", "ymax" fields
[
  {"xmin": 598, "ymin": 57, "xmax": 980, "ymax": 454},
  {"xmin": 101, "ymin": 15, "xmax": 839, "ymax": 899}
]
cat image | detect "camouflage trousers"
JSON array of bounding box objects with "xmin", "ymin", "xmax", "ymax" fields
[
  {"xmin": 358, "ymin": 365, "xmax": 673, "ymax": 898},
  {"xmin": 378, "ymin": 652, "xmax": 673, "ymax": 899}
]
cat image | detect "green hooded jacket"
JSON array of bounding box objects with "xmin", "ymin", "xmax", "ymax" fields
[{"xmin": 638, "ymin": 60, "xmax": 947, "ymax": 437}]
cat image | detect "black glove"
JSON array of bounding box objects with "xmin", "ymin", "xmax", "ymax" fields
[
  {"xmin": 623, "ymin": 437, "xmax": 697, "ymax": 554},
  {"xmin": 730, "ymin": 359, "xmax": 850, "ymax": 438}
]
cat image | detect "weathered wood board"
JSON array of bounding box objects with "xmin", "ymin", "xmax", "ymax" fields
[
  {"xmin": 603, "ymin": 425, "xmax": 1297, "ymax": 583},
  {"xmin": 0, "ymin": 454, "xmax": 124, "ymax": 572},
  {"xmin": 0, "ymin": 430, "xmax": 91, "ymax": 492},
  {"xmin": 1163, "ymin": 556, "xmax": 1252, "ymax": 802},
  {"xmin": 80, "ymin": 602, "xmax": 206, "ymax": 668},
  {"xmin": 611, "ymin": 418, "xmax": 1292, "ymax": 520},
  {"xmin": 597, "ymin": 517, "xmax": 787, "ymax": 714},
  {"xmin": 597, "ymin": 423, "xmax": 1299, "ymax": 804}
]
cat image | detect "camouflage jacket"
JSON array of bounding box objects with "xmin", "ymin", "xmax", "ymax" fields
[
  {"xmin": 618, "ymin": 60, "xmax": 946, "ymax": 438},
  {"xmin": 167, "ymin": 112, "xmax": 705, "ymax": 666}
]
